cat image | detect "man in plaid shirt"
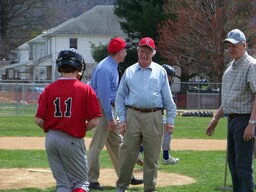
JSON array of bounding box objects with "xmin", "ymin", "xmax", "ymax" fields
[{"xmin": 206, "ymin": 29, "xmax": 256, "ymax": 192}]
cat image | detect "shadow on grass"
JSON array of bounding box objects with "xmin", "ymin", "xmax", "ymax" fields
[{"xmin": 214, "ymin": 185, "xmax": 233, "ymax": 191}]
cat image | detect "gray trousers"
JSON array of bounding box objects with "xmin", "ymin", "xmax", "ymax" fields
[
  {"xmin": 162, "ymin": 130, "xmax": 172, "ymax": 151},
  {"xmin": 45, "ymin": 130, "xmax": 89, "ymax": 192},
  {"xmin": 227, "ymin": 115, "xmax": 254, "ymax": 192}
]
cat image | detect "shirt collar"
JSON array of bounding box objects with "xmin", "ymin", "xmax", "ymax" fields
[
  {"xmin": 232, "ymin": 52, "xmax": 248, "ymax": 68},
  {"xmin": 59, "ymin": 78, "xmax": 77, "ymax": 80},
  {"xmin": 106, "ymin": 56, "xmax": 118, "ymax": 69},
  {"xmin": 135, "ymin": 61, "xmax": 154, "ymax": 71}
]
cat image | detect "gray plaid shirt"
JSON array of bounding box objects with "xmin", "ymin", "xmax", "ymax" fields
[{"xmin": 222, "ymin": 52, "xmax": 256, "ymax": 114}]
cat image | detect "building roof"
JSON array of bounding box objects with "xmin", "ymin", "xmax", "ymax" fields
[
  {"xmin": 0, "ymin": 61, "xmax": 33, "ymax": 71},
  {"xmin": 5, "ymin": 5, "xmax": 126, "ymax": 75},
  {"xmin": 42, "ymin": 5, "xmax": 126, "ymax": 36},
  {"xmin": 18, "ymin": 5, "xmax": 125, "ymax": 47}
]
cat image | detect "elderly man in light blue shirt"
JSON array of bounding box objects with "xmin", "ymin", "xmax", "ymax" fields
[
  {"xmin": 88, "ymin": 37, "xmax": 143, "ymax": 191},
  {"xmin": 115, "ymin": 37, "xmax": 177, "ymax": 192}
]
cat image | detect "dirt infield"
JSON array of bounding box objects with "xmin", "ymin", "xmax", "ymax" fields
[
  {"xmin": 0, "ymin": 137, "xmax": 226, "ymax": 190},
  {"xmin": 0, "ymin": 168, "xmax": 197, "ymax": 190},
  {"xmin": 0, "ymin": 137, "xmax": 227, "ymax": 150}
]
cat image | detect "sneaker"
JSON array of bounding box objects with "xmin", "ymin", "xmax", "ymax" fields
[
  {"xmin": 162, "ymin": 156, "xmax": 179, "ymax": 165},
  {"xmin": 130, "ymin": 177, "xmax": 143, "ymax": 185},
  {"xmin": 89, "ymin": 182, "xmax": 102, "ymax": 190},
  {"xmin": 136, "ymin": 152, "xmax": 144, "ymax": 166}
]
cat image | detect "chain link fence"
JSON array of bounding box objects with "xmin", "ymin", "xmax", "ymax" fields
[
  {"xmin": 0, "ymin": 81, "xmax": 222, "ymax": 116},
  {"xmin": 0, "ymin": 81, "xmax": 49, "ymax": 116}
]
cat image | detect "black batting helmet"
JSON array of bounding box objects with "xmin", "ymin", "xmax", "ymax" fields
[
  {"xmin": 162, "ymin": 64, "xmax": 176, "ymax": 85},
  {"xmin": 56, "ymin": 48, "xmax": 86, "ymax": 73}
]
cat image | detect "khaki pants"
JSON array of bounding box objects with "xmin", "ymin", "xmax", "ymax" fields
[
  {"xmin": 88, "ymin": 105, "xmax": 123, "ymax": 183},
  {"xmin": 116, "ymin": 108, "xmax": 163, "ymax": 191}
]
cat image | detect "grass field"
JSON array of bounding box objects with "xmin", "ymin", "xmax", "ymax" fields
[
  {"xmin": 0, "ymin": 116, "xmax": 239, "ymax": 192},
  {"xmin": 0, "ymin": 103, "xmax": 38, "ymax": 116},
  {"xmin": 0, "ymin": 116, "xmax": 228, "ymax": 138}
]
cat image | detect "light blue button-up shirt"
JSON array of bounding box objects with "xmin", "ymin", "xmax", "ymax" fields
[
  {"xmin": 90, "ymin": 56, "xmax": 119, "ymax": 121},
  {"xmin": 115, "ymin": 61, "xmax": 176, "ymax": 124}
]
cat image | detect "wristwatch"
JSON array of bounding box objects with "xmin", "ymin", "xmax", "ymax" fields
[{"xmin": 249, "ymin": 120, "xmax": 256, "ymax": 125}]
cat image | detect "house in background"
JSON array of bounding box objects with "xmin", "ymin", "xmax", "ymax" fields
[{"xmin": 0, "ymin": 5, "xmax": 127, "ymax": 82}]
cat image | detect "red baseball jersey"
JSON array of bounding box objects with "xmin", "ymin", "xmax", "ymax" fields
[{"xmin": 35, "ymin": 78, "xmax": 101, "ymax": 138}]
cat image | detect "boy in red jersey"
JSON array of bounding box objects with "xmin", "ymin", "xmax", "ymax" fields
[{"xmin": 35, "ymin": 48, "xmax": 102, "ymax": 192}]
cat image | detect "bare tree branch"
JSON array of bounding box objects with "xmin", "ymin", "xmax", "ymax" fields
[{"xmin": 157, "ymin": 0, "xmax": 256, "ymax": 83}]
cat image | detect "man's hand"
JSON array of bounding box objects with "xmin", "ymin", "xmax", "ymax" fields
[
  {"xmin": 165, "ymin": 123, "xmax": 174, "ymax": 134},
  {"xmin": 108, "ymin": 120, "xmax": 117, "ymax": 131},
  {"xmin": 243, "ymin": 124, "xmax": 255, "ymax": 142},
  {"xmin": 119, "ymin": 121, "xmax": 126, "ymax": 136},
  {"xmin": 206, "ymin": 118, "xmax": 218, "ymax": 136}
]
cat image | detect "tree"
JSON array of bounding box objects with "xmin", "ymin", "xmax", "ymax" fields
[
  {"xmin": 157, "ymin": 0, "xmax": 256, "ymax": 83},
  {"xmin": 0, "ymin": 0, "xmax": 116, "ymax": 61},
  {"xmin": 114, "ymin": 0, "xmax": 177, "ymax": 65},
  {"xmin": 90, "ymin": 43, "xmax": 108, "ymax": 63},
  {"xmin": 114, "ymin": 0, "xmax": 177, "ymax": 40},
  {"xmin": 0, "ymin": 0, "xmax": 50, "ymax": 60}
]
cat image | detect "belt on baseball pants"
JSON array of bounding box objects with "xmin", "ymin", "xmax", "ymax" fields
[
  {"xmin": 227, "ymin": 113, "xmax": 250, "ymax": 120},
  {"xmin": 126, "ymin": 105, "xmax": 163, "ymax": 113}
]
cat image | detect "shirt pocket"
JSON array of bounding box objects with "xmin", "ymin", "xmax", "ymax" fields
[{"xmin": 150, "ymin": 78, "xmax": 160, "ymax": 92}]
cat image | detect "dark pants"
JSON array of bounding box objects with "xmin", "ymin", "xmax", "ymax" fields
[{"xmin": 227, "ymin": 115, "xmax": 255, "ymax": 192}]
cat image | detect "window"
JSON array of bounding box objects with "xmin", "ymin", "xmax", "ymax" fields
[{"xmin": 70, "ymin": 38, "xmax": 77, "ymax": 49}]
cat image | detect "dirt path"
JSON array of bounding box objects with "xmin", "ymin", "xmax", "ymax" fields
[
  {"xmin": 0, "ymin": 137, "xmax": 226, "ymax": 190},
  {"xmin": 0, "ymin": 137, "xmax": 227, "ymax": 150}
]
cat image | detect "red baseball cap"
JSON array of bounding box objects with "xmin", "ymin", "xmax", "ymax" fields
[
  {"xmin": 138, "ymin": 37, "xmax": 155, "ymax": 50},
  {"xmin": 108, "ymin": 37, "xmax": 132, "ymax": 54}
]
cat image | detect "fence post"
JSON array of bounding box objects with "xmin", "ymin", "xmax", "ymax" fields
[{"xmin": 15, "ymin": 82, "xmax": 18, "ymax": 116}]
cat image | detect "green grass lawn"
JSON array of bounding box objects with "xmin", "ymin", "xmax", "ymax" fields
[
  {"xmin": 0, "ymin": 116, "xmax": 228, "ymax": 139},
  {"xmin": 0, "ymin": 103, "xmax": 38, "ymax": 116},
  {"xmin": 0, "ymin": 116, "xmax": 236, "ymax": 192}
]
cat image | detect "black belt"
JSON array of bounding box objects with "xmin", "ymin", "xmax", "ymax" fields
[
  {"xmin": 228, "ymin": 113, "xmax": 250, "ymax": 120},
  {"xmin": 127, "ymin": 105, "xmax": 163, "ymax": 113}
]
